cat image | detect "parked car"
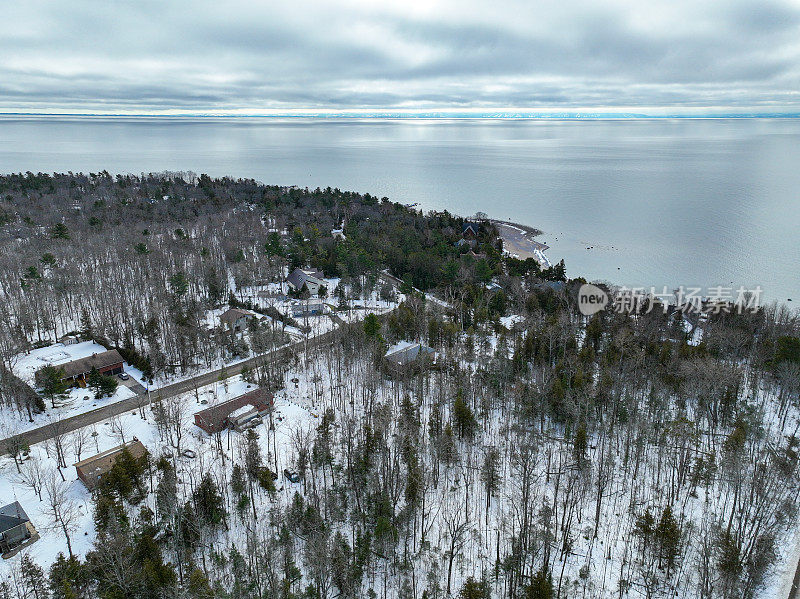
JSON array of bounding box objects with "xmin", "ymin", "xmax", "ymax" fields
[
  {"xmin": 283, "ymin": 469, "xmax": 300, "ymax": 483},
  {"xmin": 118, "ymin": 372, "xmax": 130, "ymax": 380}
]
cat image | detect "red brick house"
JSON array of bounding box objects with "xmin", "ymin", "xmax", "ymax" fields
[
  {"xmin": 194, "ymin": 388, "xmax": 274, "ymax": 434},
  {"xmin": 58, "ymin": 349, "xmax": 125, "ymax": 385}
]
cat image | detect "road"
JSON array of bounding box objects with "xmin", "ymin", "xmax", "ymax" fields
[{"xmin": 0, "ymin": 323, "xmax": 344, "ymax": 454}]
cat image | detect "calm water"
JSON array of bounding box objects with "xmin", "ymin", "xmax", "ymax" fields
[{"xmin": 1, "ymin": 116, "xmax": 799, "ymax": 301}]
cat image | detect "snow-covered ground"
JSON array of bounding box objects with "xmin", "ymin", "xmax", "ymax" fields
[
  {"xmin": 3, "ymin": 276, "xmax": 402, "ymax": 435},
  {"xmin": 0, "ymin": 372, "xmax": 317, "ymax": 580},
  {"xmin": 4, "ymin": 341, "xmax": 143, "ymax": 435}
]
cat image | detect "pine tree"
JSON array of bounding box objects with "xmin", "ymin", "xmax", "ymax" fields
[
  {"xmin": 525, "ymin": 567, "xmax": 554, "ymax": 599},
  {"xmin": 19, "ymin": 553, "xmax": 48, "ymax": 599},
  {"xmin": 656, "ymin": 506, "xmax": 681, "ymax": 570},
  {"xmin": 573, "ymin": 422, "xmax": 588, "ymax": 466},
  {"xmin": 453, "ymin": 392, "xmax": 477, "ymax": 439},
  {"xmin": 36, "ymin": 364, "xmax": 68, "ymax": 408},
  {"xmin": 459, "ymin": 577, "xmax": 490, "ymax": 598},
  {"xmin": 192, "ymin": 472, "xmax": 226, "ymax": 528}
]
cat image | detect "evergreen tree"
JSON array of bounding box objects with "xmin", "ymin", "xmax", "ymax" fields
[
  {"xmin": 192, "ymin": 472, "xmax": 226, "ymax": 528},
  {"xmin": 453, "ymin": 392, "xmax": 477, "ymax": 439},
  {"xmin": 459, "ymin": 577, "xmax": 490, "ymax": 598},
  {"xmin": 525, "ymin": 568, "xmax": 554, "ymax": 599},
  {"xmin": 36, "ymin": 364, "xmax": 68, "ymax": 408},
  {"xmin": 19, "ymin": 553, "xmax": 48, "ymax": 599}
]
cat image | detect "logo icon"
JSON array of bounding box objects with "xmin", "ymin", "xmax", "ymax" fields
[{"xmin": 578, "ymin": 283, "xmax": 608, "ymax": 315}]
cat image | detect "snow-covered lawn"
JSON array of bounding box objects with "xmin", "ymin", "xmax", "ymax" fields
[{"xmin": 4, "ymin": 342, "xmax": 143, "ymax": 435}]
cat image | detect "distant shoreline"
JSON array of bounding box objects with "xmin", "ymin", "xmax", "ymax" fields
[{"xmin": 488, "ymin": 219, "xmax": 552, "ymax": 267}]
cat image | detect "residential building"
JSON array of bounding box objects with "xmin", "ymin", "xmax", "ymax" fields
[
  {"xmin": 58, "ymin": 349, "xmax": 125, "ymax": 384},
  {"xmin": 74, "ymin": 438, "xmax": 148, "ymax": 490},
  {"xmin": 286, "ymin": 267, "xmax": 326, "ymax": 295},
  {"xmin": 219, "ymin": 307, "xmax": 257, "ymax": 332},
  {"xmin": 0, "ymin": 502, "xmax": 36, "ymax": 555},
  {"xmin": 194, "ymin": 388, "xmax": 274, "ymax": 434},
  {"xmin": 462, "ymin": 222, "xmax": 480, "ymax": 238},
  {"xmin": 290, "ymin": 298, "xmax": 328, "ymax": 317},
  {"xmin": 383, "ymin": 342, "xmax": 437, "ymax": 376}
]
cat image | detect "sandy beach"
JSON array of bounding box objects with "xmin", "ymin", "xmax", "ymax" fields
[{"xmin": 490, "ymin": 219, "xmax": 552, "ymax": 266}]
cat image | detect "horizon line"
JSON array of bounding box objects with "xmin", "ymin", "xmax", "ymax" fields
[{"xmin": 1, "ymin": 110, "xmax": 800, "ymax": 120}]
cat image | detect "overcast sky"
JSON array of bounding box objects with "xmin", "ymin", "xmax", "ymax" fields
[{"xmin": 2, "ymin": 0, "xmax": 800, "ymax": 114}]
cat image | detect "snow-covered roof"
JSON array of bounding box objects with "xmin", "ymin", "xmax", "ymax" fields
[
  {"xmin": 385, "ymin": 342, "xmax": 436, "ymax": 366},
  {"xmin": 286, "ymin": 267, "xmax": 325, "ymax": 290}
]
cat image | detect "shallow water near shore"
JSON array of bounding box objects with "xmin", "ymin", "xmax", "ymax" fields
[{"xmin": 1, "ymin": 116, "xmax": 798, "ymax": 301}]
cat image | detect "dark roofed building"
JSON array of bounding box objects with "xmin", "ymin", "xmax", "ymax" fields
[
  {"xmin": 384, "ymin": 343, "xmax": 437, "ymax": 376},
  {"xmin": 286, "ymin": 267, "xmax": 325, "ymax": 294},
  {"xmin": 0, "ymin": 502, "xmax": 35, "ymax": 554},
  {"xmin": 219, "ymin": 308, "xmax": 256, "ymax": 332},
  {"xmin": 74, "ymin": 438, "xmax": 148, "ymax": 490},
  {"xmin": 194, "ymin": 388, "xmax": 274, "ymax": 434},
  {"xmin": 462, "ymin": 222, "xmax": 480, "ymax": 238},
  {"xmin": 58, "ymin": 349, "xmax": 124, "ymax": 383}
]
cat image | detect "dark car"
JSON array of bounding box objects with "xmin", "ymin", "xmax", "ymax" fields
[{"xmin": 283, "ymin": 469, "xmax": 300, "ymax": 483}]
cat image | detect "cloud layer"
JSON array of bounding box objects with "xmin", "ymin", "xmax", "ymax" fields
[{"xmin": 2, "ymin": 0, "xmax": 799, "ymax": 113}]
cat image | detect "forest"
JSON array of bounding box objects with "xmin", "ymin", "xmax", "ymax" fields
[{"xmin": 0, "ymin": 172, "xmax": 799, "ymax": 599}]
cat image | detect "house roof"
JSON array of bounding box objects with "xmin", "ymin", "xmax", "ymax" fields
[
  {"xmin": 58, "ymin": 349, "xmax": 124, "ymax": 379},
  {"xmin": 286, "ymin": 267, "xmax": 325, "ymax": 289},
  {"xmin": 220, "ymin": 308, "xmax": 255, "ymax": 326},
  {"xmin": 462, "ymin": 222, "xmax": 479, "ymax": 235},
  {"xmin": 194, "ymin": 388, "xmax": 273, "ymax": 431},
  {"xmin": 0, "ymin": 502, "xmax": 29, "ymax": 533},
  {"xmin": 74, "ymin": 439, "xmax": 147, "ymax": 479},
  {"xmin": 385, "ymin": 343, "xmax": 436, "ymax": 366}
]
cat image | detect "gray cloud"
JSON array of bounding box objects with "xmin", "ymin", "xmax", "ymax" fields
[{"xmin": 1, "ymin": 0, "xmax": 799, "ymax": 113}]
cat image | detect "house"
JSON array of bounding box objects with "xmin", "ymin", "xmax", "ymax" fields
[
  {"xmin": 0, "ymin": 502, "xmax": 37, "ymax": 555},
  {"xmin": 58, "ymin": 349, "xmax": 125, "ymax": 384},
  {"xmin": 286, "ymin": 267, "xmax": 326, "ymax": 295},
  {"xmin": 383, "ymin": 342, "xmax": 437, "ymax": 376},
  {"xmin": 290, "ymin": 299, "xmax": 328, "ymax": 318},
  {"xmin": 331, "ymin": 228, "xmax": 346, "ymax": 240},
  {"xmin": 59, "ymin": 334, "xmax": 81, "ymax": 346},
  {"xmin": 220, "ymin": 308, "xmax": 257, "ymax": 332},
  {"xmin": 462, "ymin": 222, "xmax": 480, "ymax": 238},
  {"xmin": 194, "ymin": 388, "xmax": 274, "ymax": 434},
  {"xmin": 74, "ymin": 438, "xmax": 148, "ymax": 490}
]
